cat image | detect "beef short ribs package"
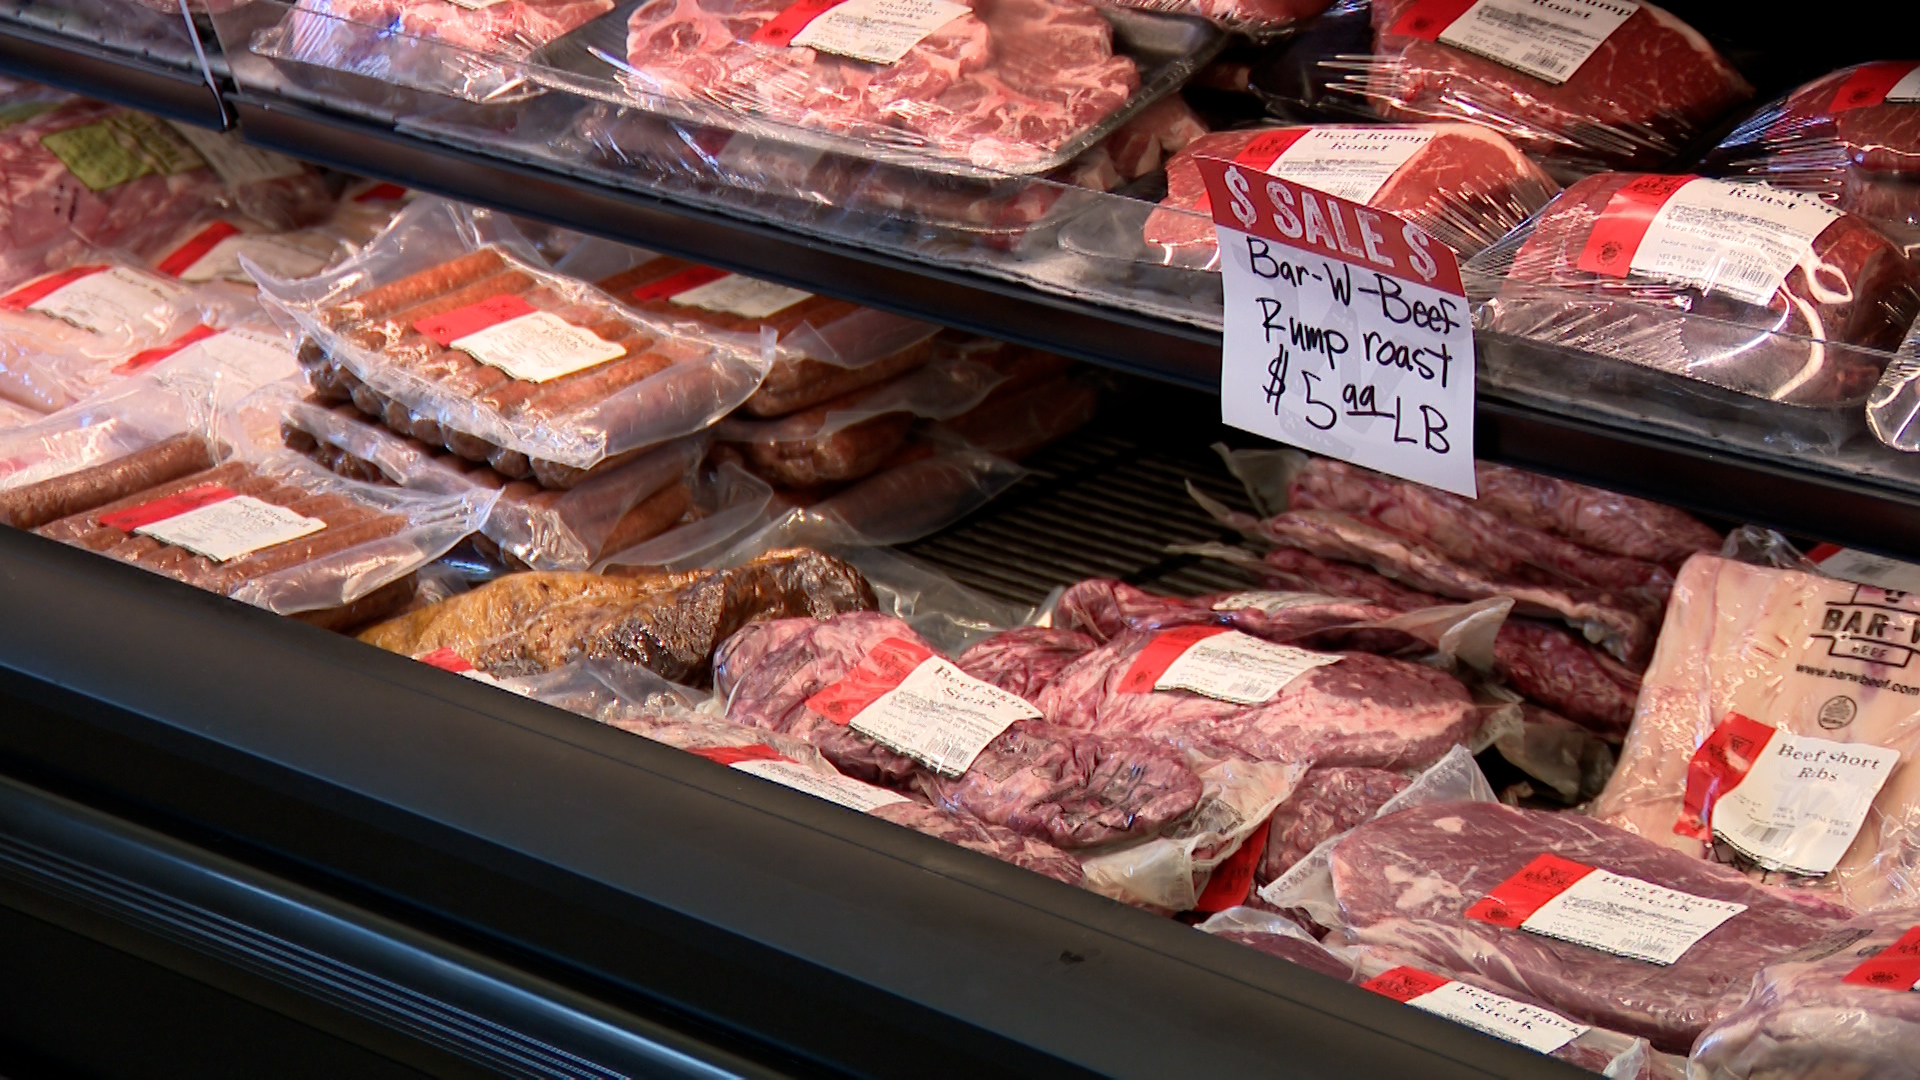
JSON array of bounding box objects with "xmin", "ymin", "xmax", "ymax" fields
[
  {"xmin": 1139, "ymin": 122, "xmax": 1558, "ymax": 270},
  {"xmin": 256, "ymin": 199, "xmax": 773, "ymax": 488},
  {"xmin": 1469, "ymin": 173, "xmax": 1920, "ymax": 410},
  {"xmin": 1593, "ymin": 554, "xmax": 1920, "ymax": 914},
  {"xmin": 254, "ymin": 0, "xmax": 613, "ymax": 103},
  {"xmin": 1312, "ymin": 0, "xmax": 1751, "ymax": 175}
]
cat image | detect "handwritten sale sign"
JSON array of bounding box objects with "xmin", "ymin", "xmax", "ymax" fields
[{"xmin": 1197, "ymin": 156, "xmax": 1477, "ymax": 497}]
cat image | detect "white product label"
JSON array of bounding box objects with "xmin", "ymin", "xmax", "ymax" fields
[
  {"xmin": 1211, "ymin": 591, "xmax": 1340, "ymax": 616},
  {"xmin": 167, "ymin": 123, "xmax": 306, "ymax": 186},
  {"xmin": 1712, "ymin": 731, "xmax": 1900, "ymax": 877},
  {"xmin": 668, "ymin": 274, "xmax": 813, "ymax": 319},
  {"xmin": 1630, "ymin": 178, "xmax": 1841, "ymax": 307},
  {"xmin": 442, "ymin": 0, "xmax": 511, "ymax": 8},
  {"xmin": 1521, "ymin": 869, "xmax": 1747, "ymax": 965},
  {"xmin": 135, "ymin": 494, "xmax": 326, "ymax": 562},
  {"xmin": 732, "ymin": 758, "xmax": 913, "ymax": 812},
  {"xmin": 1888, "ymin": 65, "xmax": 1920, "ymax": 104},
  {"xmin": 1810, "ymin": 546, "xmax": 1920, "ymax": 595},
  {"xmin": 1400, "ymin": 981, "xmax": 1589, "ymax": 1055},
  {"xmin": 847, "ymin": 657, "xmax": 1039, "ymax": 777},
  {"xmin": 1270, "ymin": 128, "xmax": 1436, "ymax": 205},
  {"xmin": 1436, "ymin": 0, "xmax": 1638, "ymax": 85},
  {"xmin": 452, "ymin": 312, "xmax": 625, "ymax": 383},
  {"xmin": 183, "ymin": 233, "xmax": 333, "ymax": 284},
  {"xmin": 789, "ymin": 0, "xmax": 971, "ymax": 65},
  {"xmin": 169, "ymin": 327, "xmax": 299, "ymax": 377},
  {"xmin": 1156, "ymin": 630, "xmax": 1343, "ymax": 706},
  {"xmin": 29, "ymin": 267, "xmax": 185, "ymax": 334}
]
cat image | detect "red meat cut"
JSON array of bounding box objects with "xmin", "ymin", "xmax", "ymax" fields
[
  {"xmin": 1485, "ymin": 172, "xmax": 1920, "ymax": 407},
  {"xmin": 1360, "ymin": 0, "xmax": 1750, "ymax": 171},
  {"xmin": 1145, "ymin": 123, "xmax": 1555, "ymax": 268},
  {"xmin": 1256, "ymin": 766, "xmax": 1409, "ymax": 887},
  {"xmin": 1326, "ymin": 800, "xmax": 1856, "ymax": 1053},
  {"xmin": 957, "ymin": 625, "xmax": 1100, "ymax": 700}
]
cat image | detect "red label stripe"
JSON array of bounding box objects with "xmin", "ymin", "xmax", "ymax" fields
[
  {"xmin": 686, "ymin": 743, "xmax": 793, "ymax": 766},
  {"xmin": 1806, "ymin": 543, "xmax": 1845, "ymax": 564},
  {"xmin": 98, "ymin": 482, "xmax": 236, "ymax": 532},
  {"xmin": 1574, "ymin": 173, "xmax": 1699, "ymax": 279},
  {"xmin": 1828, "ymin": 61, "xmax": 1920, "ymax": 114},
  {"xmin": 1193, "ymin": 129, "xmax": 1312, "ymax": 218},
  {"xmin": 1361, "ymin": 966, "xmax": 1452, "ymax": 1003},
  {"xmin": 414, "ymin": 294, "xmax": 538, "ymax": 346},
  {"xmin": 805, "ymin": 636, "xmax": 935, "ymax": 725},
  {"xmin": 1387, "ymin": 0, "xmax": 1477, "ymax": 40},
  {"xmin": 1674, "ymin": 711, "xmax": 1777, "ymax": 842},
  {"xmin": 114, "ymin": 324, "xmax": 217, "ymax": 375},
  {"xmin": 415, "ymin": 647, "xmax": 478, "ymax": 673},
  {"xmin": 628, "ymin": 264, "xmax": 730, "ymax": 303},
  {"xmin": 156, "ymin": 221, "xmax": 241, "ymax": 278},
  {"xmin": 750, "ymin": 0, "xmax": 845, "ymax": 47},
  {"xmin": 354, "ymin": 182, "xmax": 409, "ymax": 202},
  {"xmin": 1192, "ymin": 819, "xmax": 1271, "ymax": 914},
  {"xmin": 1465, "ymin": 854, "xmax": 1597, "ymax": 930},
  {"xmin": 0, "ymin": 265, "xmax": 105, "ymax": 311},
  {"xmin": 1843, "ymin": 926, "xmax": 1920, "ymax": 990},
  {"xmin": 1118, "ymin": 624, "xmax": 1229, "ymax": 694}
]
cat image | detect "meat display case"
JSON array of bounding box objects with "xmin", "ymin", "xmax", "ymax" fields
[{"xmin": 0, "ymin": 3, "xmax": 1910, "ymax": 1076}]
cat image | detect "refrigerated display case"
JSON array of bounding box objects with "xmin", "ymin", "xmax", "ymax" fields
[{"xmin": 0, "ymin": 2, "xmax": 1916, "ymax": 1076}]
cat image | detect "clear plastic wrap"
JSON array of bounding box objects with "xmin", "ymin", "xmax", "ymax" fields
[
  {"xmin": 145, "ymin": 213, "xmax": 363, "ymax": 290},
  {"xmin": 1709, "ymin": 62, "xmax": 1920, "ymax": 253},
  {"xmin": 1592, "ymin": 553, "xmax": 1920, "ymax": 913},
  {"xmin": 1690, "ymin": 915, "xmax": 1920, "ymax": 1080},
  {"xmin": 1320, "ymin": 0, "xmax": 1751, "ymax": 174},
  {"xmin": 593, "ymin": 460, "xmax": 779, "ymax": 571},
  {"xmin": 1095, "ymin": 0, "xmax": 1332, "ymax": 36},
  {"xmin": 1138, "ymin": 122, "xmax": 1556, "ymax": 270},
  {"xmin": 256, "ymin": 198, "xmax": 773, "ymax": 480},
  {"xmin": 1470, "ymin": 173, "xmax": 1920, "ymax": 409}
]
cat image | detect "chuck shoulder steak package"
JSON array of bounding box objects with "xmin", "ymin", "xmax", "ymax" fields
[
  {"xmin": 1471, "ymin": 173, "xmax": 1920, "ymax": 409},
  {"xmin": 1144, "ymin": 123, "xmax": 1557, "ymax": 270},
  {"xmin": 258, "ymin": 199, "xmax": 772, "ymax": 489},
  {"xmin": 1594, "ymin": 553, "xmax": 1920, "ymax": 913}
]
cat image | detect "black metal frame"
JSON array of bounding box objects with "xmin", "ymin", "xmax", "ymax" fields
[{"xmin": 0, "ymin": 11, "xmax": 225, "ymax": 127}]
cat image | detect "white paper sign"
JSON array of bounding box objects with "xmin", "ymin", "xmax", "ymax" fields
[
  {"xmin": 452, "ymin": 312, "xmax": 625, "ymax": 383},
  {"xmin": 1712, "ymin": 731, "xmax": 1900, "ymax": 876},
  {"xmin": 1155, "ymin": 630, "xmax": 1343, "ymax": 706},
  {"xmin": 669, "ymin": 274, "xmax": 813, "ymax": 319},
  {"xmin": 135, "ymin": 495, "xmax": 326, "ymax": 562},
  {"xmin": 1200, "ymin": 158, "xmax": 1477, "ymax": 497},
  {"xmin": 848, "ymin": 657, "xmax": 1039, "ymax": 777},
  {"xmin": 168, "ymin": 122, "xmax": 307, "ymax": 186},
  {"xmin": 1520, "ymin": 869, "xmax": 1747, "ymax": 965},
  {"xmin": 789, "ymin": 0, "xmax": 970, "ymax": 65},
  {"xmin": 1436, "ymin": 0, "xmax": 1638, "ymax": 85},
  {"xmin": 733, "ymin": 758, "xmax": 913, "ymax": 812},
  {"xmin": 29, "ymin": 267, "xmax": 185, "ymax": 335},
  {"xmin": 1396, "ymin": 979, "xmax": 1589, "ymax": 1054}
]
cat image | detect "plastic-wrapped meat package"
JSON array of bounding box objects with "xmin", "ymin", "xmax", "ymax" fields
[
  {"xmin": 1469, "ymin": 459, "xmax": 1721, "ymax": 571},
  {"xmin": 1145, "ymin": 123, "xmax": 1557, "ymax": 270},
  {"xmin": 1691, "ymin": 915, "xmax": 1920, "ymax": 1079},
  {"xmin": 24, "ymin": 442, "xmax": 492, "ymax": 628},
  {"xmin": 712, "ymin": 353, "xmax": 1007, "ymax": 489},
  {"xmin": 278, "ymin": 395, "xmax": 706, "ymax": 569},
  {"xmin": 590, "ymin": 459, "xmax": 777, "ymax": 571},
  {"xmin": 1320, "ymin": 800, "xmax": 1856, "ymax": 1053},
  {"xmin": 1256, "ymin": 766, "xmax": 1410, "ymax": 889},
  {"xmin": 1709, "ymin": 62, "xmax": 1920, "ymax": 249},
  {"xmin": 1593, "ymin": 554, "xmax": 1920, "ymax": 913},
  {"xmin": 957, "ymin": 625, "xmax": 1100, "ymax": 700},
  {"xmin": 1100, "ymin": 0, "xmax": 1330, "ymax": 35},
  {"xmin": 1474, "ymin": 172, "xmax": 1920, "ymax": 408},
  {"xmin": 145, "ymin": 214, "xmax": 360, "ymax": 290},
  {"xmin": 257, "ymin": 0, "xmax": 612, "ymax": 102},
  {"xmin": 618, "ymin": 0, "xmax": 1141, "ymax": 172},
  {"xmin": 258, "ymin": 199, "xmax": 772, "ymax": 486},
  {"xmin": 778, "ymin": 442, "xmax": 1026, "ymax": 545},
  {"xmin": 926, "ymin": 370, "xmax": 1099, "ymax": 460},
  {"xmin": 358, "ymin": 547, "xmax": 878, "ymax": 684},
  {"xmin": 1099, "ymin": 95, "xmax": 1207, "ymax": 182},
  {"xmin": 1340, "ymin": 0, "xmax": 1750, "ymax": 173}
]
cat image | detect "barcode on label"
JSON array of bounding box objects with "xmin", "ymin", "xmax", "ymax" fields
[
  {"xmin": 1515, "ymin": 48, "xmax": 1567, "ymax": 75},
  {"xmin": 1612, "ymin": 936, "xmax": 1674, "ymax": 963},
  {"xmin": 1735, "ymin": 820, "xmax": 1792, "ymax": 848}
]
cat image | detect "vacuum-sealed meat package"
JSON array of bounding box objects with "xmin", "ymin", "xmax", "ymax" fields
[
  {"xmin": 258, "ymin": 199, "xmax": 773, "ymax": 485},
  {"xmin": 0, "ymin": 259, "xmax": 216, "ymax": 414},
  {"xmin": 255, "ymin": 0, "xmax": 612, "ymax": 103},
  {"xmin": 958, "ymin": 626, "xmax": 1101, "ymax": 700},
  {"xmin": 1144, "ymin": 123, "xmax": 1556, "ymax": 270},
  {"xmin": 1473, "ymin": 172, "xmax": 1920, "ymax": 408},
  {"xmin": 1319, "ymin": 800, "xmax": 1855, "ymax": 1053},
  {"xmin": 614, "ymin": 0, "xmax": 1144, "ymax": 173},
  {"xmin": 1690, "ymin": 915, "xmax": 1920, "ymax": 1079},
  {"xmin": 1593, "ymin": 553, "xmax": 1920, "ymax": 913},
  {"xmin": 1330, "ymin": 0, "xmax": 1750, "ymax": 174}
]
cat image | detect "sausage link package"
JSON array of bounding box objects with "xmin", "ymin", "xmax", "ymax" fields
[
  {"xmin": 1314, "ymin": 0, "xmax": 1751, "ymax": 175},
  {"xmin": 255, "ymin": 199, "xmax": 773, "ymax": 485},
  {"xmin": 1593, "ymin": 553, "xmax": 1920, "ymax": 914},
  {"xmin": 1139, "ymin": 123, "xmax": 1557, "ymax": 270},
  {"xmin": 1470, "ymin": 173, "xmax": 1920, "ymax": 413}
]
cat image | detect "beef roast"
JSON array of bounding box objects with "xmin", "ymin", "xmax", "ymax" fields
[{"xmin": 1327, "ymin": 800, "xmax": 1856, "ymax": 1053}]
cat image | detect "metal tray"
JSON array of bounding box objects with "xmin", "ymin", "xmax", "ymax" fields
[{"xmin": 528, "ymin": 0, "xmax": 1227, "ymax": 180}]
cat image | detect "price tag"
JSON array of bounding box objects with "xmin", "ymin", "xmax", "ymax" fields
[{"xmin": 1196, "ymin": 157, "xmax": 1476, "ymax": 498}]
